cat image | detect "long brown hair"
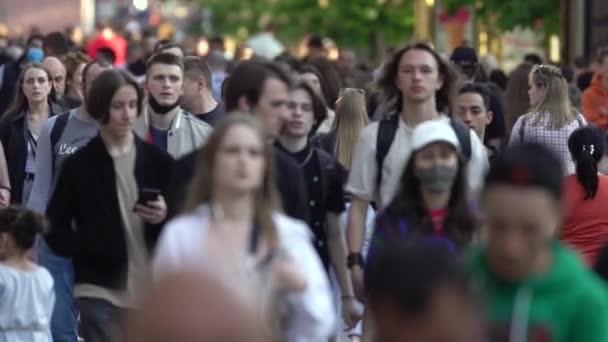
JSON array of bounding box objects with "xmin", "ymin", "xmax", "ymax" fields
[
  {"xmin": 377, "ymin": 42, "xmax": 459, "ymax": 114},
  {"xmin": 527, "ymin": 64, "xmax": 576, "ymax": 128},
  {"xmin": 504, "ymin": 62, "xmax": 533, "ymax": 135},
  {"xmin": 333, "ymin": 88, "xmax": 369, "ymax": 170},
  {"xmin": 185, "ymin": 113, "xmax": 280, "ymax": 249},
  {"xmin": 2, "ymin": 63, "xmax": 53, "ymax": 118}
]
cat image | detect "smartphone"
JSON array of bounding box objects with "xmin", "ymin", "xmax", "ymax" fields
[{"xmin": 136, "ymin": 188, "xmax": 161, "ymax": 206}]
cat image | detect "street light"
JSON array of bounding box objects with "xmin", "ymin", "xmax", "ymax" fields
[
  {"xmin": 197, "ymin": 38, "xmax": 209, "ymax": 56},
  {"xmin": 549, "ymin": 34, "xmax": 560, "ymax": 62}
]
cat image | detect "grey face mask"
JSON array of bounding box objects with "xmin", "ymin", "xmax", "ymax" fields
[{"xmin": 414, "ymin": 165, "xmax": 458, "ymax": 193}]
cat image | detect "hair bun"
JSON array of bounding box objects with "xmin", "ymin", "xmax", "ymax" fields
[
  {"xmin": 15, "ymin": 210, "xmax": 47, "ymax": 235},
  {"xmin": 0, "ymin": 207, "xmax": 48, "ymax": 250}
]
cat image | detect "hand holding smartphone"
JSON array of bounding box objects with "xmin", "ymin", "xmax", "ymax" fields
[
  {"xmin": 136, "ymin": 188, "xmax": 161, "ymax": 206},
  {"xmin": 133, "ymin": 188, "xmax": 167, "ymax": 224}
]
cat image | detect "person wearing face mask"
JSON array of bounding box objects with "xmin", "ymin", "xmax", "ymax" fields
[
  {"xmin": 368, "ymin": 120, "xmax": 476, "ymax": 258},
  {"xmin": 134, "ymin": 53, "xmax": 213, "ymax": 159},
  {"xmin": 360, "ymin": 120, "xmax": 475, "ymax": 340}
]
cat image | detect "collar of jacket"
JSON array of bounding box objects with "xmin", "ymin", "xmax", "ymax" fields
[
  {"xmin": 88, "ymin": 132, "xmax": 148, "ymax": 173},
  {"xmin": 134, "ymin": 105, "xmax": 184, "ymax": 135}
]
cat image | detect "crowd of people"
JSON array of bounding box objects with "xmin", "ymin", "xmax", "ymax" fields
[{"xmin": 0, "ymin": 26, "xmax": 608, "ymax": 342}]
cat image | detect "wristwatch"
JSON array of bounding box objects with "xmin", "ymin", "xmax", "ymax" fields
[{"xmin": 347, "ymin": 252, "xmax": 364, "ymax": 269}]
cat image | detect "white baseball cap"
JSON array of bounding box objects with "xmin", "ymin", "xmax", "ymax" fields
[{"xmin": 411, "ymin": 120, "xmax": 461, "ymax": 152}]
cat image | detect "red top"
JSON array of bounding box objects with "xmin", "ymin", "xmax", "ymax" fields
[
  {"xmin": 428, "ymin": 207, "xmax": 448, "ymax": 237},
  {"xmin": 562, "ymin": 174, "xmax": 608, "ymax": 265}
]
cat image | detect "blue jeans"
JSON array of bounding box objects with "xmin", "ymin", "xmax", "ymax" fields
[{"xmin": 38, "ymin": 238, "xmax": 78, "ymax": 342}]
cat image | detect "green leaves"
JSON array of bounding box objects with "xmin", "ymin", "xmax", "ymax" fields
[
  {"xmin": 442, "ymin": 0, "xmax": 560, "ymax": 35},
  {"xmin": 192, "ymin": 0, "xmax": 414, "ymax": 55}
]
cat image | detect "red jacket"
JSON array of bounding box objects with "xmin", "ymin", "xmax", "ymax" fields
[{"xmin": 582, "ymin": 73, "xmax": 608, "ymax": 129}]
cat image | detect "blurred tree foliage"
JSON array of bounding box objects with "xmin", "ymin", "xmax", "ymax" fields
[
  {"xmin": 193, "ymin": 0, "xmax": 415, "ymax": 55},
  {"xmin": 442, "ymin": 0, "xmax": 560, "ymax": 36}
]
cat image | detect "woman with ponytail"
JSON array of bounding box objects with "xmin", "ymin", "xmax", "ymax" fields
[{"xmin": 562, "ymin": 125, "xmax": 608, "ymax": 265}]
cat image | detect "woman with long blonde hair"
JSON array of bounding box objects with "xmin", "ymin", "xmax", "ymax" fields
[
  {"xmin": 153, "ymin": 113, "xmax": 335, "ymax": 341},
  {"xmin": 315, "ymin": 88, "xmax": 372, "ymax": 342},
  {"xmin": 509, "ymin": 64, "xmax": 586, "ymax": 174},
  {"xmin": 316, "ymin": 88, "xmax": 369, "ymax": 172}
]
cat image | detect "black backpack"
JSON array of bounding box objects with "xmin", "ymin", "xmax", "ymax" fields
[{"xmin": 375, "ymin": 115, "xmax": 472, "ymax": 187}]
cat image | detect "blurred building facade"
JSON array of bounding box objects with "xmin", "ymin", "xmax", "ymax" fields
[{"xmin": 0, "ymin": 0, "xmax": 95, "ymax": 35}]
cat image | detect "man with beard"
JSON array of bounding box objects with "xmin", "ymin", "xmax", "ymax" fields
[{"xmin": 134, "ymin": 53, "xmax": 212, "ymax": 158}]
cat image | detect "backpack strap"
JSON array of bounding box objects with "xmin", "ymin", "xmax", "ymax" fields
[
  {"xmin": 375, "ymin": 114, "xmax": 399, "ymax": 189},
  {"xmin": 50, "ymin": 111, "xmax": 70, "ymax": 177},
  {"xmin": 50, "ymin": 112, "xmax": 70, "ymax": 151},
  {"xmin": 519, "ymin": 116, "xmax": 528, "ymax": 143},
  {"xmin": 449, "ymin": 119, "xmax": 472, "ymax": 161},
  {"xmin": 576, "ymin": 114, "xmax": 584, "ymax": 127}
]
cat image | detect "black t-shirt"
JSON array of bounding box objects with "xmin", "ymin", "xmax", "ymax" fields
[
  {"xmin": 194, "ymin": 102, "xmax": 225, "ymax": 127},
  {"xmin": 273, "ymin": 147, "xmax": 310, "ymax": 223},
  {"xmin": 313, "ymin": 131, "xmax": 351, "ymax": 200},
  {"xmin": 276, "ymin": 142, "xmax": 346, "ymax": 270},
  {"xmin": 277, "ymin": 142, "xmax": 346, "ymax": 215}
]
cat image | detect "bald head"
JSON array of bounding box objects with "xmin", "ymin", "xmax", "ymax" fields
[
  {"xmin": 127, "ymin": 271, "xmax": 273, "ymax": 342},
  {"xmin": 43, "ymin": 57, "xmax": 67, "ymax": 98}
]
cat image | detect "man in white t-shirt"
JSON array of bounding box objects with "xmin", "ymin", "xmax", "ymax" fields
[{"xmin": 345, "ymin": 43, "xmax": 488, "ymax": 300}]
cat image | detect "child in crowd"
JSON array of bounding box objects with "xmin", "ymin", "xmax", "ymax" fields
[{"xmin": 0, "ymin": 206, "xmax": 55, "ymax": 342}]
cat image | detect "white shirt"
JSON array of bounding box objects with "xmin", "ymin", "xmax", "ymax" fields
[
  {"xmin": 0, "ymin": 264, "xmax": 54, "ymax": 342},
  {"xmin": 347, "ymin": 115, "xmax": 488, "ymax": 207},
  {"xmin": 152, "ymin": 205, "xmax": 336, "ymax": 342}
]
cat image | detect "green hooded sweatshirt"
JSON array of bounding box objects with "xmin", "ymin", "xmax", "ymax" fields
[{"xmin": 468, "ymin": 241, "xmax": 608, "ymax": 342}]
